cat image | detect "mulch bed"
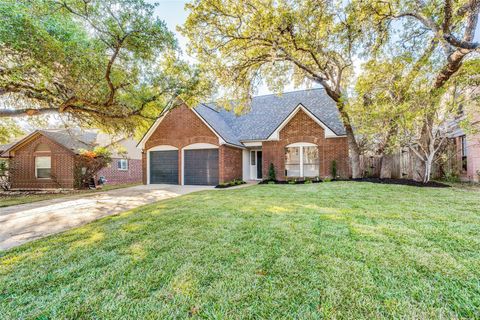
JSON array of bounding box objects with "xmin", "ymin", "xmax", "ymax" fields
[
  {"xmin": 259, "ymin": 178, "xmax": 450, "ymax": 188},
  {"xmin": 259, "ymin": 179, "xmax": 322, "ymax": 185},
  {"xmin": 348, "ymin": 178, "xmax": 450, "ymax": 188}
]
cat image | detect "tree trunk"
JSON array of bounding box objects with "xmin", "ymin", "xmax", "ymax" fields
[
  {"xmin": 380, "ymin": 154, "xmax": 394, "ymax": 179},
  {"xmin": 424, "ymin": 155, "xmax": 434, "ymax": 183},
  {"xmin": 336, "ymin": 101, "xmax": 361, "ymax": 178}
]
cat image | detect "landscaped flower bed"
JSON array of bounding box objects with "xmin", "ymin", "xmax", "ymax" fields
[{"xmin": 215, "ymin": 179, "xmax": 247, "ymax": 188}]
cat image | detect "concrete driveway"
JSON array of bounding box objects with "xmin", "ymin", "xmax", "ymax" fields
[{"xmin": 0, "ymin": 184, "xmax": 213, "ymax": 250}]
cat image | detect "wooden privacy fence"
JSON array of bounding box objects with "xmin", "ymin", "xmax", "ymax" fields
[
  {"xmin": 359, "ymin": 149, "xmax": 446, "ymax": 179},
  {"xmin": 359, "ymin": 151, "xmax": 419, "ymax": 179}
]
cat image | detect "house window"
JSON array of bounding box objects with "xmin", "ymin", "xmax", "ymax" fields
[
  {"xmin": 35, "ymin": 156, "xmax": 51, "ymax": 178},
  {"xmin": 250, "ymin": 151, "xmax": 256, "ymax": 165},
  {"xmin": 118, "ymin": 159, "xmax": 128, "ymax": 171},
  {"xmin": 461, "ymin": 135, "xmax": 467, "ymax": 171},
  {"xmin": 285, "ymin": 143, "xmax": 319, "ymax": 178}
]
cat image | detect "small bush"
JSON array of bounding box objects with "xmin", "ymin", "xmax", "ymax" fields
[
  {"xmin": 268, "ymin": 163, "xmax": 276, "ymax": 181},
  {"xmin": 331, "ymin": 160, "xmax": 337, "ymax": 179},
  {"xmin": 442, "ymin": 170, "xmax": 460, "ymax": 183},
  {"xmin": 216, "ymin": 179, "xmax": 246, "ymax": 188},
  {"xmin": 267, "ymin": 181, "xmax": 276, "ymax": 185},
  {"xmin": 304, "ymin": 179, "xmax": 312, "ymax": 184},
  {"xmin": 287, "ymin": 178, "xmax": 296, "ymax": 185},
  {"xmin": 323, "ymin": 177, "xmax": 332, "ymax": 182}
]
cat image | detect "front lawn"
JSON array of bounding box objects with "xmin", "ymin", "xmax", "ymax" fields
[
  {"xmin": 0, "ymin": 183, "xmax": 141, "ymax": 208},
  {"xmin": 1, "ymin": 182, "xmax": 479, "ymax": 319}
]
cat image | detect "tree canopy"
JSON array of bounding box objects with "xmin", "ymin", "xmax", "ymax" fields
[
  {"xmin": 181, "ymin": 0, "xmax": 385, "ymax": 177},
  {"xmin": 0, "ymin": 0, "xmax": 211, "ymax": 137}
]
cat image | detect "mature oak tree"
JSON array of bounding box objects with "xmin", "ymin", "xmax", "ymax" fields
[
  {"xmin": 380, "ymin": 0, "xmax": 478, "ymax": 179},
  {"xmin": 180, "ymin": 0, "xmax": 383, "ymax": 178},
  {"xmin": 0, "ymin": 0, "xmax": 211, "ymax": 136}
]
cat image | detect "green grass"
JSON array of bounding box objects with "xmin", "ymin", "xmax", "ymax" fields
[
  {"xmin": 0, "ymin": 183, "xmax": 140, "ymax": 208},
  {"xmin": 1, "ymin": 182, "xmax": 480, "ymax": 319}
]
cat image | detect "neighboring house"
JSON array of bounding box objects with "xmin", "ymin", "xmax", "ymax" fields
[
  {"xmin": 0, "ymin": 129, "xmax": 142, "ymax": 189},
  {"xmin": 137, "ymin": 89, "xmax": 350, "ymax": 186},
  {"xmin": 450, "ymin": 112, "xmax": 480, "ymax": 182}
]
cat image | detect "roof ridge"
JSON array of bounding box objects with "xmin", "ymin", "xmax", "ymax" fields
[
  {"xmin": 199, "ymin": 103, "xmax": 220, "ymax": 113},
  {"xmin": 202, "ymin": 88, "xmax": 325, "ymax": 105},
  {"xmin": 249, "ymin": 87, "xmax": 325, "ymax": 99}
]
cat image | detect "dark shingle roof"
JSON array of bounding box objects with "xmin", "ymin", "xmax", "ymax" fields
[
  {"xmin": 0, "ymin": 142, "xmax": 14, "ymax": 153},
  {"xmin": 194, "ymin": 88, "xmax": 346, "ymax": 146},
  {"xmin": 39, "ymin": 129, "xmax": 97, "ymax": 153}
]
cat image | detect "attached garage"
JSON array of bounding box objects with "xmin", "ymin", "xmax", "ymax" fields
[
  {"xmin": 149, "ymin": 150, "xmax": 178, "ymax": 184},
  {"xmin": 183, "ymin": 148, "xmax": 219, "ymax": 186}
]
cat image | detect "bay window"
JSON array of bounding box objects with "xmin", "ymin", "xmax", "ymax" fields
[{"xmin": 285, "ymin": 143, "xmax": 319, "ymax": 178}]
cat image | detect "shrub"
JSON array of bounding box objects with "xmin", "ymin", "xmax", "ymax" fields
[
  {"xmin": 0, "ymin": 159, "xmax": 11, "ymax": 191},
  {"xmin": 304, "ymin": 179, "xmax": 312, "ymax": 184},
  {"xmin": 268, "ymin": 163, "xmax": 276, "ymax": 181},
  {"xmin": 74, "ymin": 147, "xmax": 112, "ymax": 189},
  {"xmin": 323, "ymin": 177, "xmax": 332, "ymax": 182},
  {"xmin": 267, "ymin": 181, "xmax": 276, "ymax": 185},
  {"xmin": 442, "ymin": 169, "xmax": 460, "ymax": 183},
  {"xmin": 288, "ymin": 178, "xmax": 296, "ymax": 185},
  {"xmin": 331, "ymin": 160, "xmax": 337, "ymax": 179}
]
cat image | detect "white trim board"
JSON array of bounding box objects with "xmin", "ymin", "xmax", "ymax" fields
[{"xmin": 267, "ymin": 104, "xmax": 339, "ymax": 140}]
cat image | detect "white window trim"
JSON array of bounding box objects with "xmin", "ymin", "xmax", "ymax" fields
[
  {"xmin": 118, "ymin": 159, "xmax": 129, "ymax": 171},
  {"xmin": 35, "ymin": 156, "xmax": 52, "ymax": 179},
  {"xmin": 285, "ymin": 143, "xmax": 319, "ymax": 178},
  {"xmin": 146, "ymin": 145, "xmax": 178, "ymax": 184}
]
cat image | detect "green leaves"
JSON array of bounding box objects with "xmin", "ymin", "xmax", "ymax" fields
[{"xmin": 0, "ymin": 0, "xmax": 210, "ymax": 141}]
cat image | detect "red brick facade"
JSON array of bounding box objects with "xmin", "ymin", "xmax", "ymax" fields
[
  {"xmin": 262, "ymin": 109, "xmax": 349, "ymax": 180},
  {"xmin": 142, "ymin": 104, "xmax": 350, "ymax": 184},
  {"xmin": 219, "ymin": 145, "xmax": 243, "ymax": 182},
  {"xmin": 98, "ymin": 158, "xmax": 142, "ymax": 185},
  {"xmin": 141, "ymin": 104, "xmax": 242, "ymax": 184},
  {"xmin": 8, "ymin": 133, "xmax": 142, "ymax": 190},
  {"xmin": 10, "ymin": 134, "xmax": 76, "ymax": 189}
]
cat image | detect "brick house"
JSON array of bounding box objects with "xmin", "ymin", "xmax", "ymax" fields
[
  {"xmin": 450, "ymin": 112, "xmax": 480, "ymax": 182},
  {"xmin": 1, "ymin": 129, "xmax": 142, "ymax": 189},
  {"xmin": 137, "ymin": 89, "xmax": 350, "ymax": 186}
]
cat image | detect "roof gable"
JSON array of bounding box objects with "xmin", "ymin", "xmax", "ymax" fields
[
  {"xmin": 138, "ymin": 89, "xmax": 346, "ymax": 148},
  {"xmin": 195, "ymin": 89, "xmax": 346, "ymax": 144}
]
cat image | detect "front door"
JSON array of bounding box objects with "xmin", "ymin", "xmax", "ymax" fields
[
  {"xmin": 256, "ymin": 151, "xmax": 262, "ymax": 179},
  {"xmin": 250, "ymin": 150, "xmax": 263, "ymax": 180}
]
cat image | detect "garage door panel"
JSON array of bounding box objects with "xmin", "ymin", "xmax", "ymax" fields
[
  {"xmin": 150, "ymin": 150, "xmax": 178, "ymax": 184},
  {"xmin": 184, "ymin": 149, "xmax": 219, "ymax": 186}
]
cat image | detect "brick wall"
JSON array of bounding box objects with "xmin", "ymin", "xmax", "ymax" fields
[
  {"xmin": 98, "ymin": 158, "xmax": 142, "ymax": 185},
  {"xmin": 455, "ymin": 133, "xmax": 480, "ymax": 183},
  {"xmin": 219, "ymin": 145, "xmax": 243, "ymax": 182},
  {"xmin": 262, "ymin": 109, "xmax": 349, "ymax": 180},
  {"xmin": 10, "ymin": 134, "xmax": 76, "ymax": 189},
  {"xmin": 142, "ymin": 104, "xmax": 243, "ymax": 184}
]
